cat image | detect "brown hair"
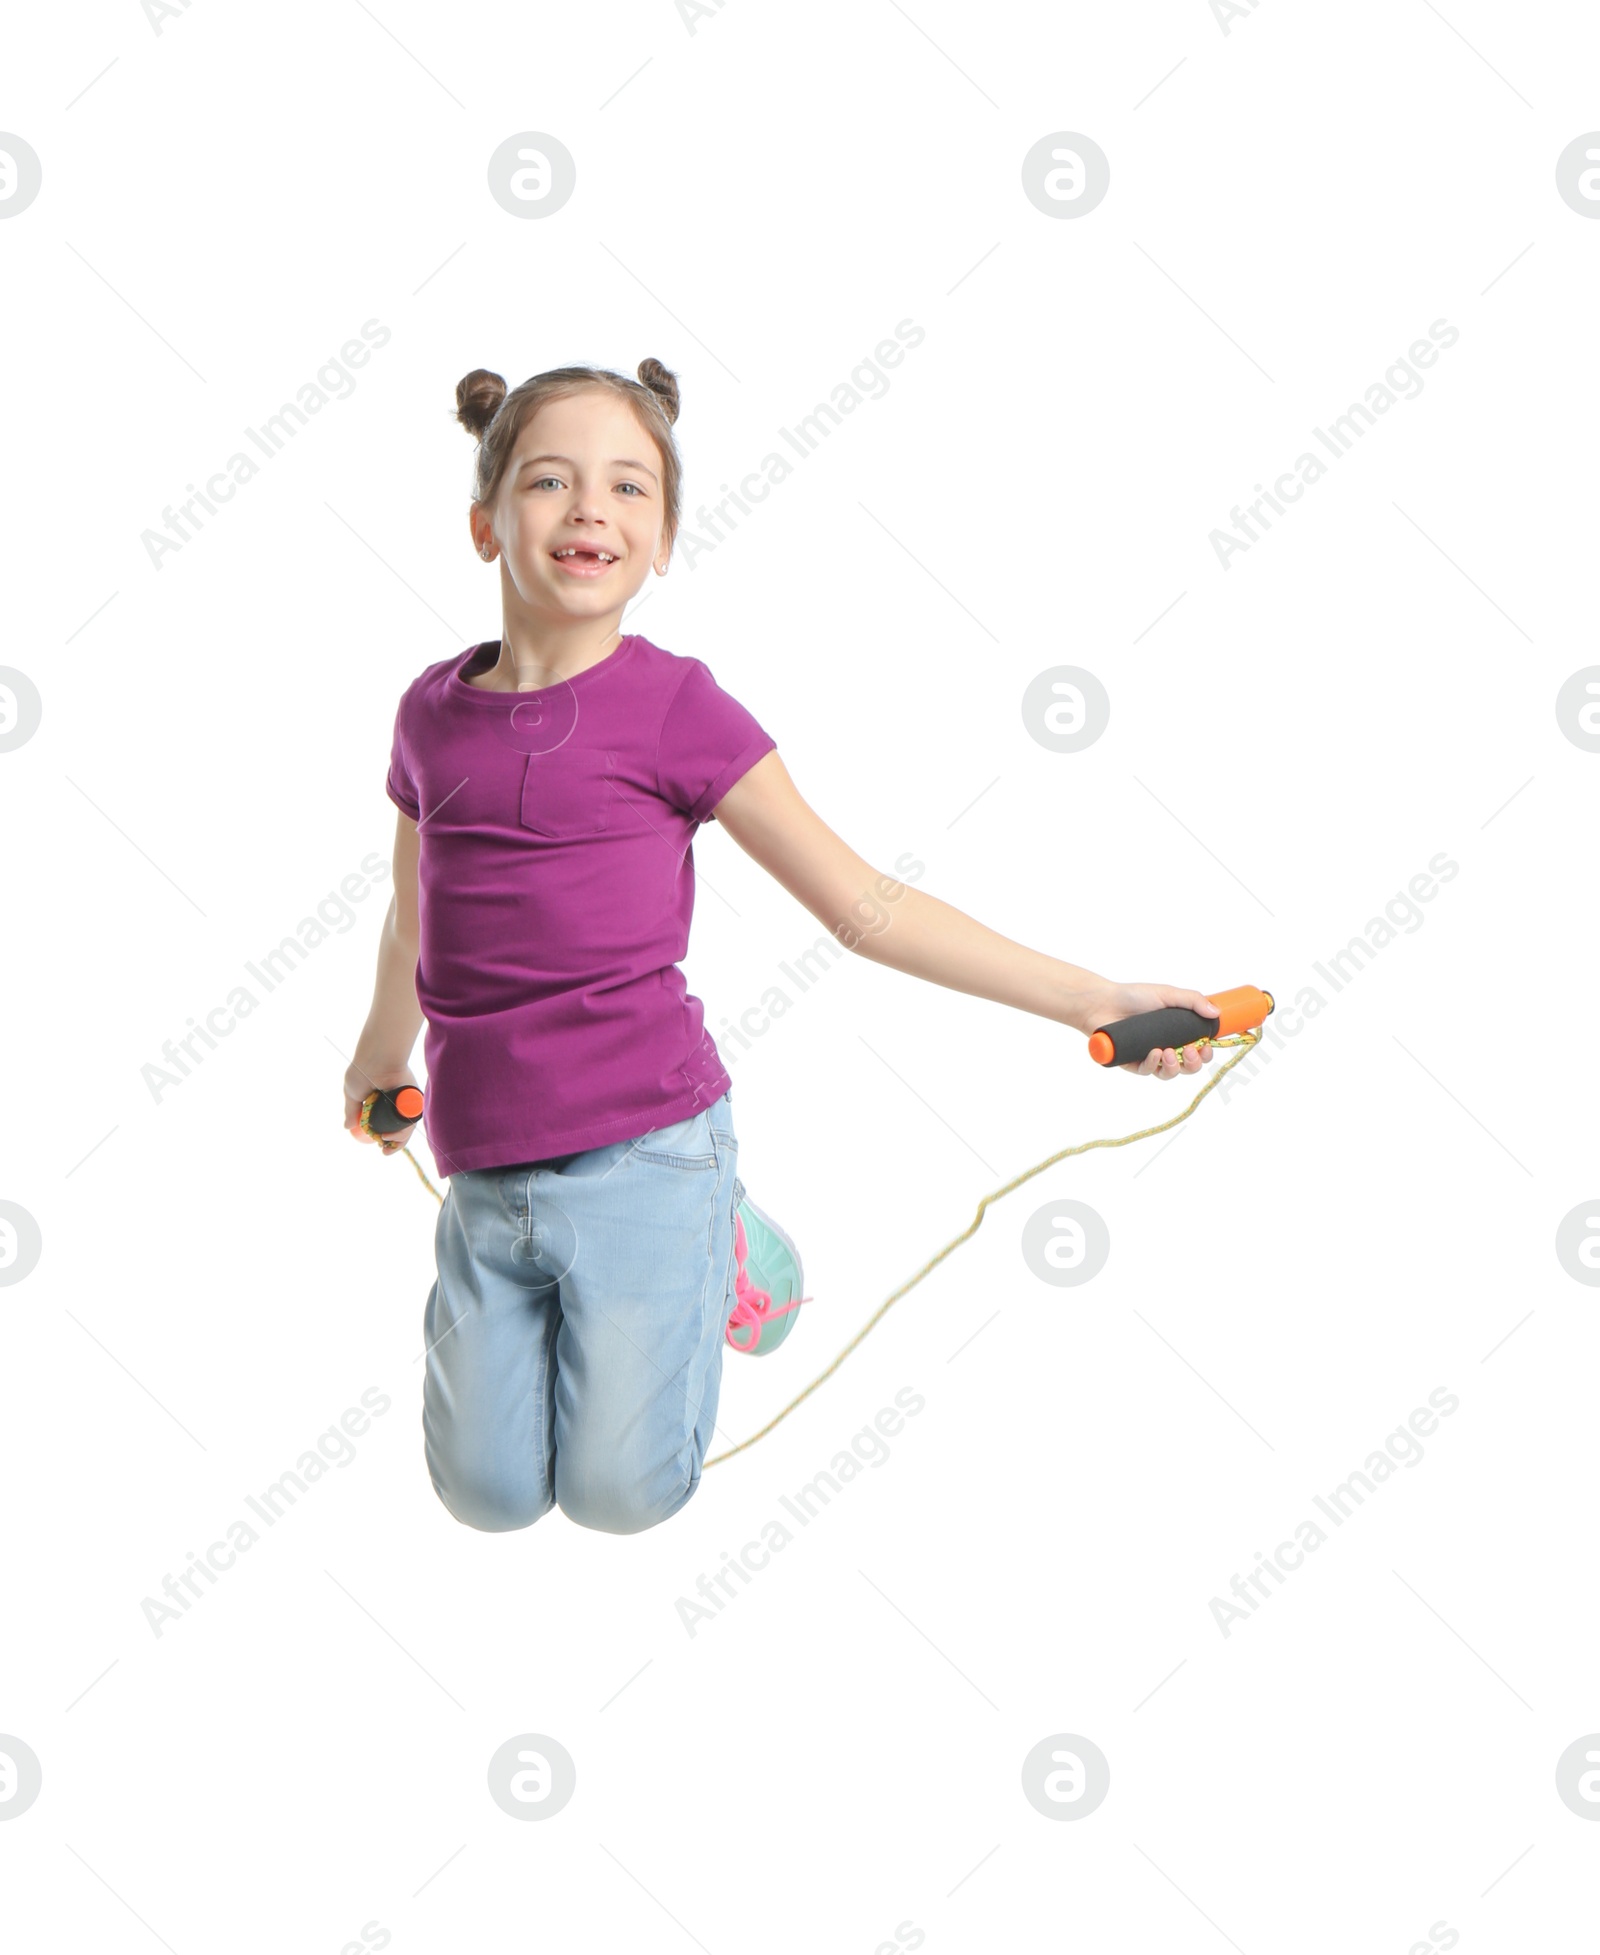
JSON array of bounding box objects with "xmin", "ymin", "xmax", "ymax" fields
[{"xmin": 454, "ymin": 359, "xmax": 683, "ymax": 556}]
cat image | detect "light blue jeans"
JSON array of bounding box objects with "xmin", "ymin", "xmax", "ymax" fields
[{"xmin": 421, "ymin": 1088, "xmax": 746, "ymax": 1535}]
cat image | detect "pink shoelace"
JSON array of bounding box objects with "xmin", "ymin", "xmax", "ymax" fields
[{"xmin": 725, "ymin": 1208, "xmax": 812, "ymax": 1352}]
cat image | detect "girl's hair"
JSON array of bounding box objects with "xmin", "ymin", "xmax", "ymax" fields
[{"xmin": 453, "ymin": 359, "xmax": 683, "ymax": 554}]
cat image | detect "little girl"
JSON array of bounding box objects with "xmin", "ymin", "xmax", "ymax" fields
[{"xmin": 344, "ymin": 355, "xmax": 1220, "ymax": 1538}]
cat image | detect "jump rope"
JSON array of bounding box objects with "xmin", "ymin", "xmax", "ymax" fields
[{"xmin": 361, "ymin": 985, "xmax": 1274, "ymax": 1469}]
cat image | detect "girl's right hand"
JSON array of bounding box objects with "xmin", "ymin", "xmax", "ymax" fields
[{"xmin": 343, "ymin": 1059, "xmax": 421, "ymax": 1156}]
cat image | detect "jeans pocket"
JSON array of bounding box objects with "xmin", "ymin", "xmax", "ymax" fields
[{"xmin": 628, "ymin": 1110, "xmax": 718, "ymax": 1170}]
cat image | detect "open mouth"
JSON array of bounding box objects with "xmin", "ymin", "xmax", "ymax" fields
[{"xmin": 550, "ymin": 545, "xmax": 617, "ymax": 579}]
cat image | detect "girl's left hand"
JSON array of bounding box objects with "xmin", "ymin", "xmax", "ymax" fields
[{"xmin": 1073, "ymin": 981, "xmax": 1221, "ymax": 1080}]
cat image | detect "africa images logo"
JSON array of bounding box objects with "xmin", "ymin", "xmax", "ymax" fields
[{"xmin": 1209, "ymin": 1388, "xmax": 1459, "ymax": 1637}]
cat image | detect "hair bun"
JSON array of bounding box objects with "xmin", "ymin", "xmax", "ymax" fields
[
  {"xmin": 455, "ymin": 369, "xmax": 507, "ymax": 440},
  {"xmin": 636, "ymin": 357, "xmax": 680, "ymax": 426}
]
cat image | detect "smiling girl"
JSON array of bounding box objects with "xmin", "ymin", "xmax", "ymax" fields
[{"xmin": 344, "ymin": 356, "xmax": 1219, "ymax": 1538}]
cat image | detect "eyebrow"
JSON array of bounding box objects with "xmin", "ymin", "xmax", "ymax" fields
[{"xmin": 519, "ymin": 453, "xmax": 659, "ymax": 483}]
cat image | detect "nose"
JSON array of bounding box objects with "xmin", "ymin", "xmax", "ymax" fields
[{"xmin": 565, "ymin": 488, "xmax": 609, "ymax": 525}]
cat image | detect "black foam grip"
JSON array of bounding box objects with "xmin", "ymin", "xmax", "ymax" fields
[
  {"xmin": 366, "ymin": 1088, "xmax": 420, "ymax": 1135},
  {"xmin": 1095, "ymin": 1005, "xmax": 1220, "ymax": 1067}
]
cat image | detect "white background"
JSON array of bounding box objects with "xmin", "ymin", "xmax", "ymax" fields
[{"xmin": 3, "ymin": 1, "xmax": 1597, "ymax": 1949}]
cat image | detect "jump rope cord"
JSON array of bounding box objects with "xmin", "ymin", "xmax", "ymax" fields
[{"xmin": 387, "ymin": 1028, "xmax": 1262, "ymax": 1471}]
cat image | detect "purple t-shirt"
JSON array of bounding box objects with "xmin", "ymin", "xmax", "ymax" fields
[{"xmin": 385, "ymin": 633, "xmax": 775, "ymax": 1174}]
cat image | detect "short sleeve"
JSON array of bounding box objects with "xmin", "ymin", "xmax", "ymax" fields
[
  {"xmin": 656, "ymin": 660, "xmax": 776, "ymax": 825},
  {"xmin": 385, "ymin": 695, "xmax": 421, "ymax": 820}
]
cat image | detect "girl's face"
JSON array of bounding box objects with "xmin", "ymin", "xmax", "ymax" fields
[{"xmin": 477, "ymin": 391, "xmax": 670, "ymax": 620}]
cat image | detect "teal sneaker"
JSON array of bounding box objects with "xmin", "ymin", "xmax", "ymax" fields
[{"xmin": 725, "ymin": 1195, "xmax": 810, "ymax": 1355}]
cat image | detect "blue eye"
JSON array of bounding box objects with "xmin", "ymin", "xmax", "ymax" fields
[{"xmin": 529, "ymin": 476, "xmax": 643, "ymax": 494}]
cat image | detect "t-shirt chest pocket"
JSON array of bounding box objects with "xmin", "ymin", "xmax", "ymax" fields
[{"xmin": 520, "ymin": 747, "xmax": 616, "ymax": 839}]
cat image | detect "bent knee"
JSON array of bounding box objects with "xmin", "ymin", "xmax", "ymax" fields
[
  {"xmin": 557, "ymin": 1465, "xmax": 701, "ymax": 1536},
  {"xmin": 431, "ymin": 1469, "xmax": 554, "ymax": 1534}
]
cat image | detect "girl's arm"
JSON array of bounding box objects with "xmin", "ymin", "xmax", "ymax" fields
[
  {"xmin": 343, "ymin": 810, "xmax": 426, "ymax": 1145},
  {"xmin": 712, "ymin": 752, "xmax": 1218, "ymax": 1077}
]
